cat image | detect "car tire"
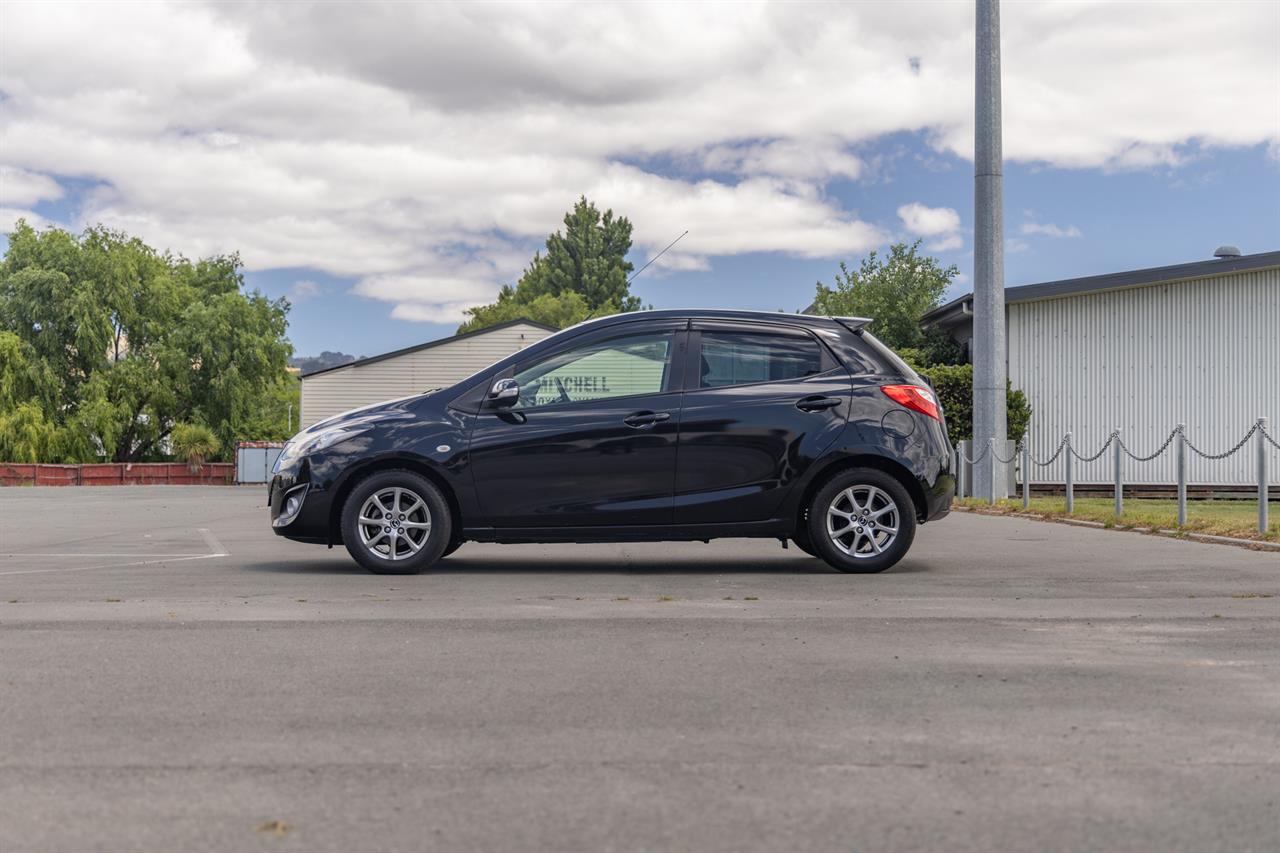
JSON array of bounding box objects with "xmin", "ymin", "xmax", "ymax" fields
[
  {"xmin": 806, "ymin": 468, "xmax": 916, "ymax": 574},
  {"xmin": 341, "ymin": 470, "xmax": 452, "ymax": 575},
  {"xmin": 441, "ymin": 538, "xmax": 463, "ymax": 558}
]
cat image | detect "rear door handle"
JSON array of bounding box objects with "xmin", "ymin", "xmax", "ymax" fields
[
  {"xmin": 624, "ymin": 411, "xmax": 671, "ymax": 428},
  {"xmin": 796, "ymin": 396, "xmax": 841, "ymax": 412}
]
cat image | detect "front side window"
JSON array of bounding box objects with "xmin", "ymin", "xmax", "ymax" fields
[
  {"xmin": 698, "ymin": 330, "xmax": 823, "ymax": 388},
  {"xmin": 512, "ymin": 331, "xmax": 673, "ymax": 409}
]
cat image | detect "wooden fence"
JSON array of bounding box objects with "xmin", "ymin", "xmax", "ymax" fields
[{"xmin": 0, "ymin": 463, "xmax": 235, "ymax": 487}]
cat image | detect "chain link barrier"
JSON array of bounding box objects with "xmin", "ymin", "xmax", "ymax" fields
[
  {"xmin": 1117, "ymin": 427, "xmax": 1181, "ymax": 462},
  {"xmin": 1069, "ymin": 430, "xmax": 1118, "ymax": 463},
  {"xmin": 1183, "ymin": 422, "xmax": 1258, "ymax": 460},
  {"xmin": 958, "ymin": 442, "xmax": 989, "ymax": 466},
  {"xmin": 991, "ymin": 442, "xmax": 1020, "ymax": 465},
  {"xmin": 1029, "ymin": 434, "xmax": 1069, "ymax": 467},
  {"xmin": 971, "ymin": 419, "xmax": 1274, "ymax": 534},
  {"xmin": 1260, "ymin": 422, "xmax": 1280, "ymax": 453}
]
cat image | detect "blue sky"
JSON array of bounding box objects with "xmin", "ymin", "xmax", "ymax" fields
[{"xmin": 3, "ymin": 1, "xmax": 1277, "ymax": 359}]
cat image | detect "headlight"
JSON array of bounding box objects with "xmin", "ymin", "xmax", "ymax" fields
[
  {"xmin": 274, "ymin": 426, "xmax": 369, "ymax": 471},
  {"xmin": 305, "ymin": 426, "xmax": 367, "ymax": 453}
]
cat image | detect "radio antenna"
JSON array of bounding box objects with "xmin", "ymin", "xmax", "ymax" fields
[{"xmin": 627, "ymin": 230, "xmax": 689, "ymax": 285}]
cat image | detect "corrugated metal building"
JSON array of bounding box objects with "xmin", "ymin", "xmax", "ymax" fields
[
  {"xmin": 922, "ymin": 250, "xmax": 1280, "ymax": 487},
  {"xmin": 299, "ymin": 319, "xmax": 556, "ymax": 429}
]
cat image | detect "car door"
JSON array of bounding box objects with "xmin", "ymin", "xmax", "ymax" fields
[
  {"xmin": 467, "ymin": 320, "xmax": 688, "ymax": 529},
  {"xmin": 673, "ymin": 321, "xmax": 852, "ymax": 525}
]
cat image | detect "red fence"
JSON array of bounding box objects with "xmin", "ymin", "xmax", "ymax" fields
[{"xmin": 0, "ymin": 463, "xmax": 235, "ymax": 487}]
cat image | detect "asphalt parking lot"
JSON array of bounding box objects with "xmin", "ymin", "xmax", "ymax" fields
[{"xmin": 2, "ymin": 486, "xmax": 1278, "ymax": 853}]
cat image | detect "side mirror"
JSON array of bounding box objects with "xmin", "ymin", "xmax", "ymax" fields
[{"xmin": 486, "ymin": 377, "xmax": 519, "ymax": 408}]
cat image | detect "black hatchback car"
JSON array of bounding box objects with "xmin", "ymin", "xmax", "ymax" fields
[{"xmin": 270, "ymin": 310, "xmax": 954, "ymax": 574}]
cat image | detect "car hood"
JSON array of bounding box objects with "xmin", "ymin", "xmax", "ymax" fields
[{"xmin": 299, "ymin": 390, "xmax": 440, "ymax": 437}]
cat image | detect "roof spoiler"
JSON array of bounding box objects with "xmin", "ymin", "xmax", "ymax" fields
[{"xmin": 831, "ymin": 316, "xmax": 873, "ymax": 334}]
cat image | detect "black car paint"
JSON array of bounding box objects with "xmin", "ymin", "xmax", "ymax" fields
[{"xmin": 269, "ymin": 310, "xmax": 954, "ymax": 546}]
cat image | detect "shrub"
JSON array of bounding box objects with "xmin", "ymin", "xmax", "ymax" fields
[{"xmin": 171, "ymin": 422, "xmax": 221, "ymax": 472}]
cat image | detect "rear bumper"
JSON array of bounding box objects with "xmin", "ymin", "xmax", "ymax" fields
[{"xmin": 918, "ymin": 419, "xmax": 955, "ymax": 523}]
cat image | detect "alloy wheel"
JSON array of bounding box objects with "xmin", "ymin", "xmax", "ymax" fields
[
  {"xmin": 826, "ymin": 485, "xmax": 900, "ymax": 558},
  {"xmin": 357, "ymin": 486, "xmax": 432, "ymax": 561}
]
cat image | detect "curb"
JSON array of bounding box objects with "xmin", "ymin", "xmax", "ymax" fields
[{"xmin": 952, "ymin": 505, "xmax": 1280, "ymax": 552}]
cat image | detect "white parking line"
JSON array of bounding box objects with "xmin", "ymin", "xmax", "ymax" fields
[
  {"xmin": 0, "ymin": 528, "xmax": 229, "ymax": 576},
  {"xmin": 198, "ymin": 527, "xmax": 229, "ymax": 557}
]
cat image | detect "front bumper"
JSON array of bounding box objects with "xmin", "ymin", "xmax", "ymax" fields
[{"xmin": 268, "ymin": 459, "xmax": 332, "ymax": 543}]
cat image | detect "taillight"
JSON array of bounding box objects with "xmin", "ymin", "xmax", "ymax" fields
[{"xmin": 881, "ymin": 384, "xmax": 941, "ymax": 421}]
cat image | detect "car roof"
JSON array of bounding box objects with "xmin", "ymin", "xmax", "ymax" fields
[{"xmin": 566, "ymin": 308, "xmax": 863, "ymax": 334}]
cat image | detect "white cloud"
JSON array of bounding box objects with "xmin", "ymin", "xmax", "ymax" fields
[
  {"xmin": 898, "ymin": 203, "xmax": 961, "ymax": 237},
  {"xmin": 899, "ymin": 202, "xmax": 963, "ymax": 252},
  {"xmin": 0, "ymin": 207, "xmax": 58, "ymax": 232},
  {"xmin": 0, "ymin": 166, "xmax": 65, "ymax": 206},
  {"xmin": 1021, "ymin": 222, "xmax": 1083, "ymax": 239},
  {"xmin": 0, "ymin": 0, "xmax": 1274, "ymax": 320}
]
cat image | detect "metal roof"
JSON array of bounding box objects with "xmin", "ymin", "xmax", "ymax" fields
[
  {"xmin": 300, "ymin": 317, "xmax": 559, "ymax": 378},
  {"xmin": 921, "ymin": 249, "xmax": 1280, "ymax": 327}
]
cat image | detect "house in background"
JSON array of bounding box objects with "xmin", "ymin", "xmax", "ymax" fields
[
  {"xmin": 922, "ymin": 248, "xmax": 1280, "ymax": 489},
  {"xmin": 299, "ymin": 319, "xmax": 556, "ymax": 429}
]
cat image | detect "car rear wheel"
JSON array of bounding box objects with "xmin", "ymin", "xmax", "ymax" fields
[
  {"xmin": 341, "ymin": 470, "xmax": 452, "ymax": 574},
  {"xmin": 806, "ymin": 468, "xmax": 916, "ymax": 573}
]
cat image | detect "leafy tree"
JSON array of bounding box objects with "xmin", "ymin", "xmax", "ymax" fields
[
  {"xmin": 0, "ymin": 220, "xmax": 293, "ymax": 462},
  {"xmin": 0, "ymin": 401, "xmax": 62, "ymax": 463},
  {"xmin": 459, "ymin": 197, "xmax": 641, "ymax": 333},
  {"xmin": 458, "ymin": 289, "xmax": 595, "ymax": 334},
  {"xmin": 810, "ymin": 241, "xmax": 957, "ymax": 353},
  {"xmin": 238, "ymin": 372, "xmax": 302, "ymax": 441}
]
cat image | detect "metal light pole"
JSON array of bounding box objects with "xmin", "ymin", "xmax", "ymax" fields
[{"xmin": 973, "ymin": 0, "xmax": 1008, "ymax": 501}]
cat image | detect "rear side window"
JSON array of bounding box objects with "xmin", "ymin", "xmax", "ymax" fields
[{"xmin": 698, "ymin": 330, "xmax": 823, "ymax": 388}]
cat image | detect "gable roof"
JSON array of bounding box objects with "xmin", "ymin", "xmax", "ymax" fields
[
  {"xmin": 300, "ymin": 318, "xmax": 559, "ymax": 378},
  {"xmin": 921, "ymin": 249, "xmax": 1280, "ymax": 328}
]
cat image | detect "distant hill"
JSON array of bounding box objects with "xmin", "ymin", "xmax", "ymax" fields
[{"xmin": 290, "ymin": 351, "xmax": 359, "ymax": 373}]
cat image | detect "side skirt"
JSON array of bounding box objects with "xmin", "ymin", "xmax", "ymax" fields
[{"xmin": 463, "ymin": 519, "xmax": 789, "ymax": 544}]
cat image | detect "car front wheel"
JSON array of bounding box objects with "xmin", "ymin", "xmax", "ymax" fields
[
  {"xmin": 341, "ymin": 470, "xmax": 452, "ymax": 574},
  {"xmin": 806, "ymin": 468, "xmax": 916, "ymax": 573}
]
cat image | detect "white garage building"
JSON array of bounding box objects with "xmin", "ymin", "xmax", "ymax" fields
[
  {"xmin": 922, "ymin": 249, "xmax": 1280, "ymax": 488},
  {"xmin": 299, "ymin": 319, "xmax": 556, "ymax": 429}
]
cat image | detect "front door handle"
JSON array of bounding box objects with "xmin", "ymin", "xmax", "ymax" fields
[
  {"xmin": 624, "ymin": 411, "xmax": 671, "ymax": 428},
  {"xmin": 796, "ymin": 396, "xmax": 842, "ymax": 412}
]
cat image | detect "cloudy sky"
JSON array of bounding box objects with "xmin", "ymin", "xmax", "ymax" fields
[{"xmin": 2, "ymin": 1, "xmax": 1277, "ymax": 357}]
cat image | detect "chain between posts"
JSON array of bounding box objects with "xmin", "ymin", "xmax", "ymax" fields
[
  {"xmin": 1069, "ymin": 430, "xmax": 1118, "ymax": 463},
  {"xmin": 1184, "ymin": 422, "xmax": 1259, "ymax": 460},
  {"xmin": 969, "ymin": 421, "xmax": 1274, "ymax": 528},
  {"xmin": 1029, "ymin": 434, "xmax": 1069, "ymax": 467},
  {"xmin": 1259, "ymin": 422, "xmax": 1280, "ymax": 452},
  {"xmin": 959, "ymin": 442, "xmax": 989, "ymax": 466},
  {"xmin": 991, "ymin": 442, "xmax": 1020, "ymax": 465},
  {"xmin": 1117, "ymin": 427, "xmax": 1181, "ymax": 462}
]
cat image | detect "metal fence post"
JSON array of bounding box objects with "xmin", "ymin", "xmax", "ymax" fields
[
  {"xmin": 1022, "ymin": 439, "xmax": 1030, "ymax": 510},
  {"xmin": 1113, "ymin": 428, "xmax": 1123, "ymax": 518},
  {"xmin": 988, "ymin": 437, "xmax": 997, "ymax": 505},
  {"xmin": 1260, "ymin": 417, "xmax": 1270, "ymax": 535},
  {"xmin": 1064, "ymin": 432, "xmax": 1074, "ymax": 514},
  {"xmin": 957, "ymin": 446, "xmax": 966, "ymax": 499},
  {"xmin": 1176, "ymin": 424, "xmax": 1187, "ymax": 527}
]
